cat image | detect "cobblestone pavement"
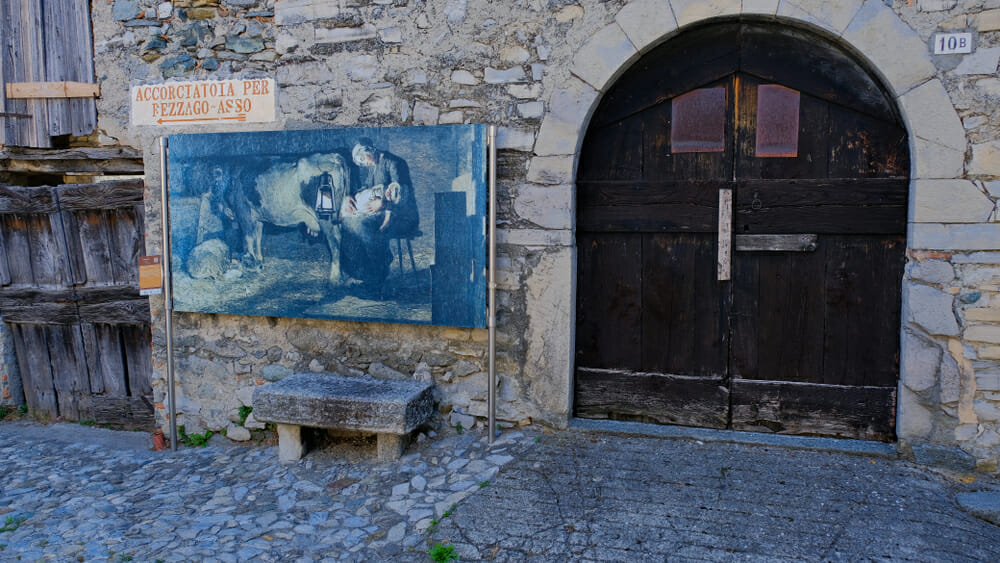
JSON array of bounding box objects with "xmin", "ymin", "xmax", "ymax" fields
[
  {"xmin": 429, "ymin": 428, "xmax": 1000, "ymax": 562},
  {"xmin": 0, "ymin": 421, "xmax": 530, "ymax": 562},
  {"xmin": 2, "ymin": 421, "xmax": 1000, "ymax": 562}
]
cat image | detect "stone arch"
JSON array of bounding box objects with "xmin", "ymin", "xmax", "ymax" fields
[{"xmin": 526, "ymin": 0, "xmax": 965, "ymax": 430}]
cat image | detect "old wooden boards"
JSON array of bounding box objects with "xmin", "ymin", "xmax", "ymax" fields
[
  {"xmin": 574, "ymin": 21, "xmax": 909, "ymax": 441},
  {"xmin": 0, "ymin": 179, "xmax": 153, "ymax": 427},
  {"xmin": 0, "ymin": 0, "xmax": 97, "ymax": 147}
]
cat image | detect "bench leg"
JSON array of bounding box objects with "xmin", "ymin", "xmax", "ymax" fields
[
  {"xmin": 377, "ymin": 433, "xmax": 408, "ymax": 461},
  {"xmin": 277, "ymin": 424, "xmax": 305, "ymax": 462}
]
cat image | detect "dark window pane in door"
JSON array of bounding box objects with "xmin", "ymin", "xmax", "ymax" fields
[
  {"xmin": 756, "ymin": 84, "xmax": 800, "ymax": 157},
  {"xmin": 670, "ymin": 87, "xmax": 726, "ymax": 153}
]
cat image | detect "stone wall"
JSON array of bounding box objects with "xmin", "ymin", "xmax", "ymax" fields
[{"xmin": 89, "ymin": 0, "xmax": 1000, "ymax": 468}]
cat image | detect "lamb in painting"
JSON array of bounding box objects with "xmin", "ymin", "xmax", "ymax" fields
[{"xmin": 227, "ymin": 152, "xmax": 352, "ymax": 286}]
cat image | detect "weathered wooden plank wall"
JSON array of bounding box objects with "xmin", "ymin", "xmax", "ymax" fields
[
  {"xmin": 0, "ymin": 0, "xmax": 97, "ymax": 148},
  {"xmin": 0, "ymin": 179, "xmax": 153, "ymax": 427}
]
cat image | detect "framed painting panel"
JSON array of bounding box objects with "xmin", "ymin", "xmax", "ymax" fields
[{"xmin": 167, "ymin": 124, "xmax": 488, "ymax": 328}]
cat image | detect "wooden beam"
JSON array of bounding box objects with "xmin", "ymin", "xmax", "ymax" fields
[
  {"xmin": 734, "ymin": 234, "xmax": 819, "ymax": 252},
  {"xmin": 0, "ymin": 147, "xmax": 144, "ymax": 175},
  {"xmin": 5, "ymin": 81, "xmax": 100, "ymax": 99}
]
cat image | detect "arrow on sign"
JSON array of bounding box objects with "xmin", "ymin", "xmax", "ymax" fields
[{"xmin": 157, "ymin": 114, "xmax": 248, "ymax": 124}]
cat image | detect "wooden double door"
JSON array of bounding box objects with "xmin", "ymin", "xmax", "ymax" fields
[{"xmin": 574, "ymin": 22, "xmax": 909, "ymax": 441}]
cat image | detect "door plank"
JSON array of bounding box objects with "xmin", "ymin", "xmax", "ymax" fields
[
  {"xmin": 731, "ymin": 379, "xmax": 895, "ymax": 441},
  {"xmin": 122, "ymin": 324, "xmax": 153, "ymax": 398},
  {"xmin": 575, "ymin": 233, "xmax": 642, "ymax": 370},
  {"xmin": 11, "ymin": 323, "xmax": 57, "ymax": 416},
  {"xmin": 575, "ymin": 368, "xmax": 729, "ymax": 429},
  {"xmin": 642, "ymin": 233, "xmax": 726, "ymax": 377},
  {"xmin": 45, "ymin": 324, "xmax": 89, "ymax": 419},
  {"xmin": 822, "ymin": 236, "xmax": 904, "ymax": 387}
]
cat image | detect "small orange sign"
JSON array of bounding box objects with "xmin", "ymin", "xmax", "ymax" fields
[{"xmin": 139, "ymin": 255, "xmax": 163, "ymax": 296}]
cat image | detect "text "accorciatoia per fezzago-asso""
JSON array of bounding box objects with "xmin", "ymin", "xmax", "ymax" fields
[{"xmin": 131, "ymin": 78, "xmax": 276, "ymax": 125}]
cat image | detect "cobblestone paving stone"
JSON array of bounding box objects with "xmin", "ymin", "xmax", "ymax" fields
[
  {"xmin": 430, "ymin": 430, "xmax": 1000, "ymax": 562},
  {"xmin": 0, "ymin": 421, "xmax": 531, "ymax": 562},
  {"xmin": 3, "ymin": 422, "xmax": 1000, "ymax": 562}
]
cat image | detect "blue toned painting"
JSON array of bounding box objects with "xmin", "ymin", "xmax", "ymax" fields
[{"xmin": 167, "ymin": 125, "xmax": 488, "ymax": 328}]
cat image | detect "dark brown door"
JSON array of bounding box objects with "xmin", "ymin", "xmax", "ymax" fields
[{"xmin": 574, "ymin": 22, "xmax": 908, "ymax": 441}]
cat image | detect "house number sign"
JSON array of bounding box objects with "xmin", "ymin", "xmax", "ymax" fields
[{"xmin": 933, "ymin": 33, "xmax": 973, "ymax": 55}]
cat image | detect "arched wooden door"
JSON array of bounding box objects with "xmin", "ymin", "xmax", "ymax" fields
[{"xmin": 574, "ymin": 21, "xmax": 909, "ymax": 441}]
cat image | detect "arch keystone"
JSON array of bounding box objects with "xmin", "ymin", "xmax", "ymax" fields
[
  {"xmin": 669, "ymin": 0, "xmax": 742, "ymax": 27},
  {"xmin": 742, "ymin": 0, "xmax": 779, "ymax": 15},
  {"xmin": 776, "ymin": 0, "xmax": 864, "ymax": 36}
]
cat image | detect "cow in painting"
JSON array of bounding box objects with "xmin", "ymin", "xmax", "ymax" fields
[{"xmin": 227, "ymin": 152, "xmax": 352, "ymax": 286}]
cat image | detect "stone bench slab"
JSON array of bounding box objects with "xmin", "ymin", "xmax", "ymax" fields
[{"xmin": 252, "ymin": 373, "xmax": 435, "ymax": 462}]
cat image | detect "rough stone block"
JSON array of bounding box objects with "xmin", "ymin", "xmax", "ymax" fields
[
  {"xmin": 377, "ymin": 433, "xmax": 407, "ymax": 461},
  {"xmin": 912, "ymin": 180, "xmax": 993, "ymax": 223},
  {"xmin": 275, "ymin": 0, "xmax": 341, "ymax": 25},
  {"xmin": 670, "ymin": 0, "xmax": 742, "ymax": 27},
  {"xmin": 253, "ymin": 373, "xmax": 434, "ymax": 435},
  {"xmin": 517, "ymin": 101, "xmax": 545, "ymax": 119},
  {"xmin": 974, "ymin": 399, "xmax": 1000, "ymax": 421},
  {"xmin": 570, "ymin": 23, "xmax": 636, "ymax": 91},
  {"xmin": 897, "ymin": 387, "xmax": 933, "ymax": 439},
  {"xmin": 525, "ymin": 248, "xmax": 574, "ymax": 422},
  {"xmin": 911, "ymin": 223, "xmax": 1000, "ymax": 252},
  {"xmin": 976, "ymin": 9, "xmax": 1000, "ymax": 32},
  {"xmin": 615, "ymin": 0, "xmax": 677, "ymax": 54},
  {"xmin": 939, "ymin": 354, "xmax": 961, "ymax": 404},
  {"xmin": 777, "ymin": 0, "xmax": 864, "ymax": 35},
  {"xmin": 969, "ymin": 141, "xmax": 1000, "ymax": 176},
  {"xmin": 901, "ymin": 331, "xmax": 942, "ymax": 393},
  {"xmin": 315, "ymin": 25, "xmax": 377, "ymax": 44},
  {"xmin": 484, "ymin": 67, "xmax": 527, "ymax": 84},
  {"xmin": 965, "ymin": 307, "xmax": 1000, "ymax": 322},
  {"xmin": 277, "ymin": 423, "xmax": 304, "ymax": 462},
  {"xmin": 919, "ymin": 0, "xmax": 957, "ymax": 11},
  {"xmin": 913, "ymin": 138, "xmax": 964, "ymax": 180},
  {"xmin": 899, "ymin": 80, "xmax": 967, "ymax": 152},
  {"xmin": 905, "ymin": 283, "xmax": 959, "ymax": 336},
  {"xmin": 526, "ymin": 155, "xmax": 574, "ymax": 185},
  {"xmin": 412, "ymin": 101, "xmax": 439, "ymax": 125},
  {"xmin": 911, "ymin": 442, "xmax": 977, "ymax": 471},
  {"xmin": 966, "ymin": 325, "xmax": 1000, "ymax": 344},
  {"xmin": 907, "ymin": 259, "xmax": 954, "ymax": 284},
  {"xmin": 498, "ymin": 229, "xmax": 573, "ymax": 247},
  {"xmin": 954, "ymin": 47, "xmax": 1000, "ymax": 76},
  {"xmin": 497, "ymin": 127, "xmax": 535, "ymax": 152},
  {"xmin": 451, "ymin": 70, "xmax": 478, "ymax": 85},
  {"xmin": 957, "ymin": 492, "xmax": 1000, "ymax": 525},
  {"xmin": 514, "ymin": 184, "xmax": 573, "ymax": 230},
  {"xmin": 843, "ymin": 1, "xmax": 937, "ymax": 95}
]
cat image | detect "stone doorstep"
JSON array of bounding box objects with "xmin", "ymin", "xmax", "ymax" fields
[{"xmin": 252, "ymin": 372, "xmax": 435, "ymax": 463}]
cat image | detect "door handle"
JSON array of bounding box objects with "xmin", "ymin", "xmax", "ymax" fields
[{"xmin": 718, "ymin": 188, "xmax": 732, "ymax": 281}]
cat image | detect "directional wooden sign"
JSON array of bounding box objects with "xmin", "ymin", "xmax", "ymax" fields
[{"xmin": 131, "ymin": 78, "xmax": 276, "ymax": 126}]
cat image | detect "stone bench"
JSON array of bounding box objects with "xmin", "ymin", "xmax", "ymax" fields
[{"xmin": 252, "ymin": 373, "xmax": 434, "ymax": 462}]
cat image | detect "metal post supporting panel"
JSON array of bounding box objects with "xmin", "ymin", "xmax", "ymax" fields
[
  {"xmin": 487, "ymin": 126, "xmax": 497, "ymax": 444},
  {"xmin": 158, "ymin": 137, "xmax": 178, "ymax": 451}
]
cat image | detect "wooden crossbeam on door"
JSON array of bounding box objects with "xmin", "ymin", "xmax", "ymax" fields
[{"xmin": 5, "ymin": 81, "xmax": 100, "ymax": 99}]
